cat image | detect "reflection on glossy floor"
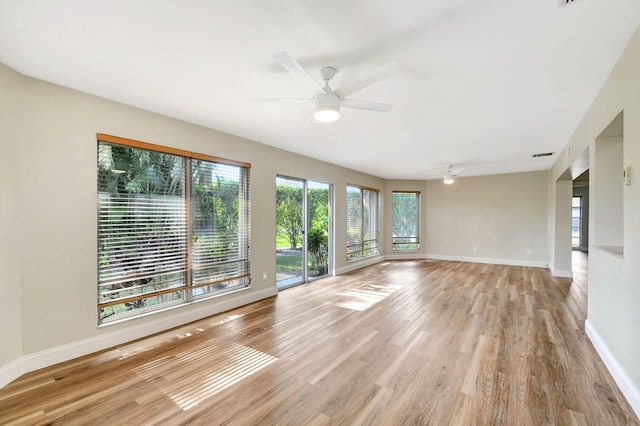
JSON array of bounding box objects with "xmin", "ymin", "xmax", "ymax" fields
[{"xmin": 1, "ymin": 258, "xmax": 637, "ymax": 425}]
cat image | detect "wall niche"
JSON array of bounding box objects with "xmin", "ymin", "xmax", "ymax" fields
[{"xmin": 593, "ymin": 111, "xmax": 623, "ymax": 256}]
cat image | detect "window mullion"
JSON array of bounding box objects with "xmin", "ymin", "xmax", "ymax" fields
[
  {"xmin": 361, "ymin": 193, "xmax": 366, "ymax": 255},
  {"xmin": 185, "ymin": 158, "xmax": 193, "ymax": 303}
]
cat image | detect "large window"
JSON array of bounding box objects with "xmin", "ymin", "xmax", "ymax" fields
[
  {"xmin": 392, "ymin": 191, "xmax": 420, "ymax": 251},
  {"xmin": 572, "ymin": 196, "xmax": 582, "ymax": 247},
  {"xmin": 346, "ymin": 185, "xmax": 379, "ymax": 260},
  {"xmin": 97, "ymin": 134, "xmax": 250, "ymax": 324}
]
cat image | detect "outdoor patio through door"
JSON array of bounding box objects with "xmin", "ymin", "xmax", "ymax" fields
[{"xmin": 276, "ymin": 176, "xmax": 331, "ymax": 290}]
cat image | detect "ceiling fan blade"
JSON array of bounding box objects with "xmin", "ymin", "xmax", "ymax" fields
[
  {"xmin": 341, "ymin": 98, "xmax": 393, "ymax": 112},
  {"xmin": 249, "ymin": 97, "xmax": 312, "ymax": 103},
  {"xmin": 451, "ymin": 167, "xmax": 464, "ymax": 175},
  {"xmin": 273, "ymin": 51, "xmax": 325, "ymax": 93},
  {"xmin": 336, "ymin": 61, "xmax": 396, "ymax": 98}
]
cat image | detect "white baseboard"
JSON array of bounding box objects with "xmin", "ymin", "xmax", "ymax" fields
[
  {"xmin": 338, "ymin": 253, "xmax": 547, "ymax": 275},
  {"xmin": 585, "ymin": 319, "xmax": 640, "ymax": 420},
  {"xmin": 385, "ymin": 252, "xmax": 427, "ymax": 261},
  {"xmin": 335, "ymin": 255, "xmax": 385, "ymax": 275},
  {"xmin": 550, "ymin": 267, "xmax": 573, "ymax": 278},
  {"xmin": 424, "ymin": 253, "xmax": 548, "ymax": 269},
  {"xmin": 0, "ymin": 286, "xmax": 277, "ymax": 388},
  {"xmin": 0, "ymin": 357, "xmax": 24, "ymax": 389}
]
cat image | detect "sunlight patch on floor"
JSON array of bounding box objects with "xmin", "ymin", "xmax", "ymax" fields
[
  {"xmin": 333, "ymin": 282, "xmax": 403, "ymax": 311},
  {"xmin": 133, "ymin": 338, "xmax": 277, "ymax": 410}
]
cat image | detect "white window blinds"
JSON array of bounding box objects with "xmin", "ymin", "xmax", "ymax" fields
[
  {"xmin": 346, "ymin": 185, "xmax": 379, "ymax": 260},
  {"xmin": 97, "ymin": 134, "xmax": 250, "ymax": 323}
]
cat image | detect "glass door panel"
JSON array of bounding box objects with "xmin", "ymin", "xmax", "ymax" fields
[
  {"xmin": 276, "ymin": 177, "xmax": 304, "ymax": 288},
  {"xmin": 307, "ymin": 181, "xmax": 330, "ymax": 279}
]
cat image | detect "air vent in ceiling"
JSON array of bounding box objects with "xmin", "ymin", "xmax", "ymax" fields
[
  {"xmin": 559, "ymin": 0, "xmax": 581, "ymax": 8},
  {"xmin": 532, "ymin": 152, "xmax": 554, "ymax": 158}
]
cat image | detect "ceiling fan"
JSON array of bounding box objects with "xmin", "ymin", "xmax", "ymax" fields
[
  {"xmin": 426, "ymin": 165, "xmax": 464, "ymax": 184},
  {"xmin": 443, "ymin": 165, "xmax": 463, "ymax": 184},
  {"xmin": 253, "ymin": 52, "xmax": 395, "ymax": 123}
]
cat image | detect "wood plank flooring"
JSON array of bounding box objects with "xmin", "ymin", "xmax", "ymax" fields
[{"xmin": 1, "ymin": 256, "xmax": 638, "ymax": 425}]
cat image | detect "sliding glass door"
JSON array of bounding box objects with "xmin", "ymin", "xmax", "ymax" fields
[{"xmin": 276, "ymin": 176, "xmax": 331, "ymax": 289}]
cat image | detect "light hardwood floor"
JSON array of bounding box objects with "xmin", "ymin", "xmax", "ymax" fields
[{"xmin": 1, "ymin": 256, "xmax": 638, "ymax": 425}]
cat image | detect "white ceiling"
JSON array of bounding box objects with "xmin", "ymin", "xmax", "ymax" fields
[{"xmin": 1, "ymin": 0, "xmax": 639, "ymax": 180}]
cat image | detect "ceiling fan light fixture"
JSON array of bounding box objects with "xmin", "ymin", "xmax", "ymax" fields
[
  {"xmin": 314, "ymin": 106, "xmax": 340, "ymax": 123},
  {"xmin": 314, "ymin": 92, "xmax": 341, "ymax": 123},
  {"xmin": 443, "ymin": 173, "xmax": 455, "ymax": 184}
]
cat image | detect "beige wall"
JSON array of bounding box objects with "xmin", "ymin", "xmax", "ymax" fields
[
  {"xmin": 593, "ymin": 136, "xmax": 624, "ymax": 246},
  {"xmin": 385, "ymin": 174, "xmax": 550, "ymax": 266},
  {"xmin": 550, "ymin": 26, "xmax": 640, "ymax": 416},
  {"xmin": 551, "ymin": 179, "xmax": 573, "ymax": 276},
  {"xmin": 0, "ymin": 64, "xmax": 23, "ymax": 369},
  {"xmin": 424, "ymin": 171, "xmax": 549, "ymax": 265},
  {"xmin": 0, "ymin": 63, "xmax": 384, "ymax": 375}
]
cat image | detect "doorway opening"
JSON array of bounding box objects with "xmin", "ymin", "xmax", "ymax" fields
[
  {"xmin": 276, "ymin": 176, "xmax": 332, "ymax": 290},
  {"xmin": 572, "ymin": 169, "xmax": 589, "ymax": 252}
]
